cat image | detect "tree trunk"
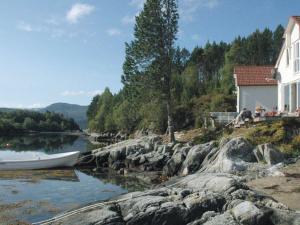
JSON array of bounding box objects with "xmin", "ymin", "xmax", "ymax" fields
[{"xmin": 166, "ymin": 99, "xmax": 175, "ymax": 143}]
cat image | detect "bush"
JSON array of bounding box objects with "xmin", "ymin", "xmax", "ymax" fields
[
  {"xmin": 246, "ymin": 119, "xmax": 300, "ymax": 157},
  {"xmin": 246, "ymin": 121, "xmax": 286, "ymax": 146},
  {"xmin": 192, "ymin": 128, "xmax": 219, "ymax": 145}
]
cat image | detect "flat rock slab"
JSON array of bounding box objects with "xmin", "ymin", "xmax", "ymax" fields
[{"xmin": 247, "ymin": 160, "xmax": 300, "ymax": 210}]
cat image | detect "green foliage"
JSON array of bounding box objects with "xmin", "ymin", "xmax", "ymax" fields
[
  {"xmin": 87, "ymin": 0, "xmax": 284, "ymax": 136},
  {"xmin": 40, "ymin": 103, "xmax": 88, "ymax": 129},
  {"xmin": 0, "ymin": 110, "xmax": 80, "ymax": 135},
  {"xmin": 192, "ymin": 129, "xmax": 219, "ymax": 145},
  {"xmin": 220, "ymin": 26, "xmax": 285, "ymax": 94},
  {"xmin": 246, "ymin": 121, "xmax": 286, "ymax": 145},
  {"xmin": 246, "ymin": 119, "xmax": 300, "ymax": 157}
]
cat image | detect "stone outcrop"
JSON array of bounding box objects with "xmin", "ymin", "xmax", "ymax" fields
[
  {"xmin": 254, "ymin": 143, "xmax": 285, "ymax": 165},
  {"xmin": 67, "ymin": 135, "xmax": 296, "ymax": 225},
  {"xmin": 51, "ymin": 173, "xmax": 299, "ymax": 225},
  {"xmin": 92, "ymin": 135, "xmax": 170, "ymax": 172}
]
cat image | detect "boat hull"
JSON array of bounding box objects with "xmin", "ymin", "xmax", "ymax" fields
[{"xmin": 0, "ymin": 151, "xmax": 80, "ymax": 170}]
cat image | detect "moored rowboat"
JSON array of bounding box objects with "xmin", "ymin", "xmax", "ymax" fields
[{"xmin": 0, "ymin": 151, "xmax": 80, "ymax": 170}]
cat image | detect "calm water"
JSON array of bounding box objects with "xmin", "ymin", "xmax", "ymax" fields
[{"xmin": 0, "ymin": 134, "xmax": 149, "ymax": 224}]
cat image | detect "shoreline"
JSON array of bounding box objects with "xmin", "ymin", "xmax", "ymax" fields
[{"xmin": 66, "ymin": 135, "xmax": 300, "ymax": 225}]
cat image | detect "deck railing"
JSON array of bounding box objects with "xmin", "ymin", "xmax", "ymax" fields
[{"xmin": 210, "ymin": 112, "xmax": 238, "ymax": 124}]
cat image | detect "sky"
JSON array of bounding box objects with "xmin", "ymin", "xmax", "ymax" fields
[{"xmin": 0, "ymin": 0, "xmax": 300, "ymax": 108}]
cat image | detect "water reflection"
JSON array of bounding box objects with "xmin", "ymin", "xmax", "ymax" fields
[
  {"xmin": 0, "ymin": 169, "xmax": 79, "ymax": 182},
  {"xmin": 0, "ymin": 169, "xmax": 150, "ymax": 224},
  {"xmin": 80, "ymin": 169, "xmax": 150, "ymax": 192},
  {"xmin": 0, "ymin": 134, "xmax": 151, "ymax": 224},
  {"xmin": 0, "ymin": 133, "xmax": 79, "ymax": 152}
]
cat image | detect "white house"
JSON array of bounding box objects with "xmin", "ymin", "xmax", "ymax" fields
[
  {"xmin": 276, "ymin": 16, "xmax": 300, "ymax": 113},
  {"xmin": 234, "ymin": 66, "xmax": 278, "ymax": 113}
]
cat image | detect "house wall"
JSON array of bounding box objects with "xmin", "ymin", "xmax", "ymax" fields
[
  {"xmin": 277, "ymin": 23, "xmax": 300, "ymax": 111},
  {"xmin": 238, "ymin": 86, "xmax": 278, "ymax": 113}
]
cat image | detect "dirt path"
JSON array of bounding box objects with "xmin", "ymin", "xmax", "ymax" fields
[{"xmin": 247, "ymin": 159, "xmax": 300, "ymax": 210}]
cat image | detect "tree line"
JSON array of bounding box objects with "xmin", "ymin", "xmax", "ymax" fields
[
  {"xmin": 87, "ymin": 0, "xmax": 284, "ymax": 138},
  {"xmin": 0, "ymin": 110, "xmax": 80, "ymax": 135}
]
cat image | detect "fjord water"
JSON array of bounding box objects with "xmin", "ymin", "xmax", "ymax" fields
[{"xmin": 0, "ymin": 134, "xmax": 149, "ymax": 223}]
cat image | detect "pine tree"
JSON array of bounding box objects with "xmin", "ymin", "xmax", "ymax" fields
[{"xmin": 122, "ymin": 0, "xmax": 179, "ymax": 142}]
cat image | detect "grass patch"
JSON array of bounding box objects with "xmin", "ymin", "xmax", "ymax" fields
[{"xmin": 245, "ymin": 118, "xmax": 300, "ymax": 157}]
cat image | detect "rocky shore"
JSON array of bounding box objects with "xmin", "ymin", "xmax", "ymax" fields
[{"xmin": 61, "ymin": 135, "xmax": 300, "ymax": 225}]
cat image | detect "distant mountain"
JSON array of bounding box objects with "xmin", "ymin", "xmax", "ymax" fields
[
  {"xmin": 0, "ymin": 108, "xmax": 20, "ymax": 113},
  {"xmin": 39, "ymin": 103, "xmax": 88, "ymax": 129}
]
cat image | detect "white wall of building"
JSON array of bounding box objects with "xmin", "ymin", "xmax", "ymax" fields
[
  {"xmin": 238, "ymin": 86, "xmax": 277, "ymax": 113},
  {"xmin": 277, "ymin": 22, "xmax": 300, "ymax": 111}
]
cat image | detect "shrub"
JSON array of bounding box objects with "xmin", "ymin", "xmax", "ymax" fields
[
  {"xmin": 246, "ymin": 121, "xmax": 286, "ymax": 146},
  {"xmin": 192, "ymin": 128, "xmax": 219, "ymax": 144}
]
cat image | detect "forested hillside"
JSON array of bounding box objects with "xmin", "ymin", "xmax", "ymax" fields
[
  {"xmin": 0, "ymin": 110, "xmax": 80, "ymax": 135},
  {"xmin": 40, "ymin": 103, "xmax": 88, "ymax": 129},
  {"xmin": 87, "ymin": 19, "xmax": 284, "ymax": 134}
]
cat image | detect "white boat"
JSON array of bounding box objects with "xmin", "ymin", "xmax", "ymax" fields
[{"xmin": 0, "ymin": 151, "xmax": 80, "ymax": 170}]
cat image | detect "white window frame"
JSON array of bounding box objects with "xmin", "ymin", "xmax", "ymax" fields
[
  {"xmin": 294, "ymin": 41, "xmax": 300, "ymax": 73},
  {"xmin": 286, "ymin": 48, "xmax": 290, "ymax": 67}
]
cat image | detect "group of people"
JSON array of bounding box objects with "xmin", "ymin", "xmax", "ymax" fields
[{"xmin": 235, "ymin": 106, "xmax": 266, "ymax": 124}]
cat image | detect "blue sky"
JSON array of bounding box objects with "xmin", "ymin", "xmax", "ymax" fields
[{"xmin": 0, "ymin": 0, "xmax": 299, "ymax": 108}]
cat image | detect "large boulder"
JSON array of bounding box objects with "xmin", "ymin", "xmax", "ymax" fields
[
  {"xmin": 232, "ymin": 201, "xmax": 271, "ymax": 225},
  {"xmin": 92, "ymin": 135, "xmax": 163, "ymax": 170},
  {"xmin": 141, "ymin": 151, "xmax": 170, "ymax": 171},
  {"xmin": 202, "ymin": 137, "xmax": 255, "ymax": 173},
  {"xmin": 53, "ymin": 205, "xmax": 124, "ymax": 225},
  {"xmin": 202, "ymin": 212, "xmax": 239, "ymax": 225},
  {"xmin": 179, "ymin": 173, "xmax": 243, "ymax": 194},
  {"xmin": 254, "ymin": 143, "xmax": 285, "ymax": 165},
  {"xmin": 163, "ymin": 144, "xmax": 191, "ymax": 176},
  {"xmin": 183, "ymin": 191, "xmax": 226, "ymax": 221},
  {"xmin": 119, "ymin": 195, "xmax": 188, "ymax": 225},
  {"xmin": 180, "ymin": 142, "xmax": 216, "ymax": 175}
]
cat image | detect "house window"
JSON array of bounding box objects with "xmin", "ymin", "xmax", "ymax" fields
[
  {"xmin": 284, "ymin": 84, "xmax": 290, "ymax": 111},
  {"xmin": 287, "ymin": 48, "xmax": 290, "ymax": 66},
  {"xmin": 294, "ymin": 42, "xmax": 300, "ymax": 73}
]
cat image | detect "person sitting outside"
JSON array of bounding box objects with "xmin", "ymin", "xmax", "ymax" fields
[
  {"xmin": 254, "ymin": 106, "xmax": 265, "ymax": 118},
  {"xmin": 235, "ymin": 108, "xmax": 252, "ymax": 124}
]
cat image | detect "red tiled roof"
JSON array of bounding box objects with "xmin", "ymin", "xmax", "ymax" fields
[
  {"xmin": 234, "ymin": 66, "xmax": 277, "ymax": 86},
  {"xmin": 292, "ymin": 16, "xmax": 300, "ymax": 25}
]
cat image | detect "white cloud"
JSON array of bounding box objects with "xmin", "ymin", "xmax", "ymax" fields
[
  {"xmin": 192, "ymin": 34, "xmax": 201, "ymax": 41},
  {"xmin": 129, "ymin": 0, "xmax": 145, "ymax": 9},
  {"xmin": 107, "ymin": 28, "xmax": 122, "ymax": 36},
  {"xmin": 27, "ymin": 103, "xmax": 44, "ymax": 108},
  {"xmin": 205, "ymin": 0, "xmax": 219, "ymax": 8},
  {"xmin": 45, "ymin": 17, "xmax": 60, "ymax": 26},
  {"xmin": 66, "ymin": 3, "xmax": 95, "ymax": 24},
  {"xmin": 61, "ymin": 90, "xmax": 103, "ymax": 97},
  {"xmin": 123, "ymin": 0, "xmax": 145, "ymax": 26},
  {"xmin": 180, "ymin": 0, "xmax": 220, "ymax": 22},
  {"xmin": 121, "ymin": 15, "xmax": 136, "ymax": 25},
  {"xmin": 2, "ymin": 103, "xmax": 44, "ymax": 109},
  {"xmin": 17, "ymin": 21, "xmax": 33, "ymax": 32}
]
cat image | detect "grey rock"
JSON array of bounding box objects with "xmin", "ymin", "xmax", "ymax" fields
[
  {"xmin": 119, "ymin": 195, "xmax": 188, "ymax": 225},
  {"xmin": 202, "ymin": 137, "xmax": 255, "ymax": 173},
  {"xmin": 183, "ymin": 191, "xmax": 226, "ymax": 220},
  {"xmin": 202, "ymin": 211, "xmax": 239, "ymax": 225},
  {"xmin": 232, "ymin": 201, "xmax": 270, "ymax": 225},
  {"xmin": 163, "ymin": 146, "xmax": 191, "ymax": 176},
  {"xmin": 54, "ymin": 205, "xmax": 124, "ymax": 225},
  {"xmin": 180, "ymin": 173, "xmax": 242, "ymax": 194},
  {"xmin": 254, "ymin": 143, "xmax": 285, "ymax": 165},
  {"xmin": 187, "ymin": 211, "xmax": 220, "ymax": 225},
  {"xmin": 180, "ymin": 142, "xmax": 216, "ymax": 175}
]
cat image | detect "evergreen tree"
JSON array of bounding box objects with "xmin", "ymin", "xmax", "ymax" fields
[
  {"xmin": 272, "ymin": 25, "xmax": 285, "ymax": 63},
  {"xmin": 122, "ymin": 0, "xmax": 179, "ymax": 142}
]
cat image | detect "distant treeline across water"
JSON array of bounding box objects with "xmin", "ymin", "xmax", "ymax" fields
[{"xmin": 0, "ymin": 110, "xmax": 80, "ymax": 135}]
